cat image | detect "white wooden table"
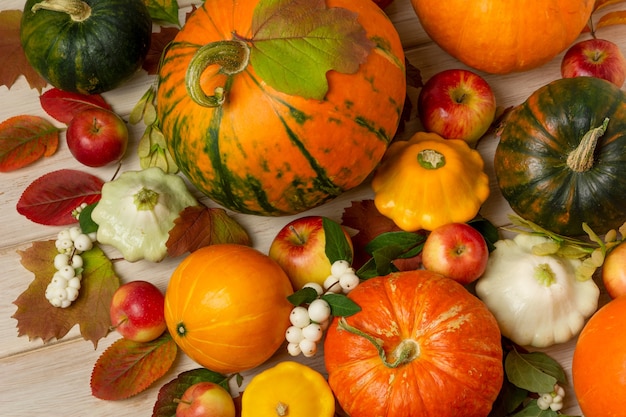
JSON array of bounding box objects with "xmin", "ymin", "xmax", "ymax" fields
[{"xmin": 1, "ymin": 0, "xmax": 623, "ymax": 415}]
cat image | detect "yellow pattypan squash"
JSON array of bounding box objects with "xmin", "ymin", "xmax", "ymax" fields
[
  {"xmin": 241, "ymin": 361, "xmax": 335, "ymax": 417},
  {"xmin": 371, "ymin": 131, "xmax": 490, "ymax": 232}
]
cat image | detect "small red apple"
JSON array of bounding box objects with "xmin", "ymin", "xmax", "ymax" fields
[
  {"xmin": 418, "ymin": 69, "xmax": 496, "ymax": 145},
  {"xmin": 110, "ymin": 280, "xmax": 166, "ymax": 343},
  {"xmin": 421, "ymin": 222, "xmax": 489, "ymax": 285},
  {"xmin": 268, "ymin": 216, "xmax": 353, "ymax": 290},
  {"xmin": 176, "ymin": 382, "xmax": 236, "ymax": 417},
  {"xmin": 66, "ymin": 107, "xmax": 128, "ymax": 167},
  {"xmin": 602, "ymin": 241, "xmax": 626, "ymax": 299},
  {"xmin": 561, "ymin": 38, "xmax": 626, "ymax": 87}
]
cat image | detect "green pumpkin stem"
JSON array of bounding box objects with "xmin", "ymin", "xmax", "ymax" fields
[
  {"xmin": 337, "ymin": 317, "xmax": 419, "ymax": 368},
  {"xmin": 566, "ymin": 118, "xmax": 609, "ymax": 173},
  {"xmin": 31, "ymin": 0, "xmax": 91, "ymax": 22},
  {"xmin": 186, "ymin": 40, "xmax": 250, "ymax": 108}
]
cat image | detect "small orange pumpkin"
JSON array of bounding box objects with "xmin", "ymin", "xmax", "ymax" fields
[
  {"xmin": 572, "ymin": 295, "xmax": 626, "ymax": 417},
  {"xmin": 324, "ymin": 270, "xmax": 503, "ymax": 417},
  {"xmin": 410, "ymin": 0, "xmax": 594, "ymax": 74},
  {"xmin": 164, "ymin": 244, "xmax": 293, "ymax": 374}
]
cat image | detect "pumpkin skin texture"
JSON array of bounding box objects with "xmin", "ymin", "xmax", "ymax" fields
[
  {"xmin": 164, "ymin": 244, "xmax": 294, "ymax": 374},
  {"xmin": 157, "ymin": 0, "xmax": 406, "ymax": 216},
  {"xmin": 20, "ymin": 0, "xmax": 151, "ymax": 95},
  {"xmin": 572, "ymin": 295, "xmax": 626, "ymax": 417},
  {"xmin": 494, "ymin": 77, "xmax": 626, "ymax": 236},
  {"xmin": 324, "ymin": 270, "xmax": 503, "ymax": 417},
  {"xmin": 410, "ymin": 0, "xmax": 593, "ymax": 74}
]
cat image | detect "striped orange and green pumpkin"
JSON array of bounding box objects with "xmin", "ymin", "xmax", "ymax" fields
[
  {"xmin": 495, "ymin": 77, "xmax": 626, "ymax": 236},
  {"xmin": 157, "ymin": 0, "xmax": 406, "ymax": 216}
]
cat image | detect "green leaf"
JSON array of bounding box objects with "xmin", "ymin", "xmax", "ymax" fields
[
  {"xmin": 505, "ymin": 350, "xmax": 567, "ymax": 394},
  {"xmin": 321, "ymin": 293, "xmax": 361, "ymax": 317},
  {"xmin": 323, "ymin": 217, "xmax": 353, "ymax": 264},
  {"xmin": 469, "ymin": 217, "xmax": 500, "ymax": 252},
  {"xmin": 287, "ymin": 286, "xmax": 319, "ymax": 306},
  {"xmin": 78, "ymin": 202, "xmax": 99, "ymax": 235},
  {"xmin": 365, "ymin": 231, "xmax": 425, "ymax": 255},
  {"xmin": 248, "ymin": 0, "xmax": 373, "ymax": 99},
  {"xmin": 510, "ymin": 400, "xmax": 559, "ymax": 417},
  {"xmin": 143, "ymin": 0, "xmax": 180, "ymax": 26}
]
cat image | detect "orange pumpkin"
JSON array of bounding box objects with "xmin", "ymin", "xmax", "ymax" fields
[
  {"xmin": 572, "ymin": 295, "xmax": 626, "ymax": 417},
  {"xmin": 410, "ymin": 0, "xmax": 594, "ymax": 74},
  {"xmin": 324, "ymin": 270, "xmax": 503, "ymax": 417},
  {"xmin": 164, "ymin": 244, "xmax": 293, "ymax": 374},
  {"xmin": 157, "ymin": 0, "xmax": 406, "ymax": 216}
]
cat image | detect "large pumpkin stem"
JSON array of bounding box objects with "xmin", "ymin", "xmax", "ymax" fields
[
  {"xmin": 31, "ymin": 0, "xmax": 91, "ymax": 22},
  {"xmin": 186, "ymin": 40, "xmax": 250, "ymax": 107},
  {"xmin": 337, "ymin": 317, "xmax": 419, "ymax": 368},
  {"xmin": 566, "ymin": 118, "xmax": 609, "ymax": 173}
]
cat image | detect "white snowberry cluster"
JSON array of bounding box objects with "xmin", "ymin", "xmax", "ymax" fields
[
  {"xmin": 536, "ymin": 384, "xmax": 565, "ymax": 412},
  {"xmin": 285, "ymin": 260, "xmax": 360, "ymax": 358},
  {"xmin": 44, "ymin": 223, "xmax": 97, "ymax": 308}
]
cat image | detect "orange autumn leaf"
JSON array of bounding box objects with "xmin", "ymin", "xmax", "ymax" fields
[
  {"xmin": 594, "ymin": 0, "xmax": 626, "ymax": 11},
  {"xmin": 596, "ymin": 10, "xmax": 626, "ymax": 28},
  {"xmin": 0, "ymin": 115, "xmax": 60, "ymax": 172},
  {"xmin": 91, "ymin": 333, "xmax": 178, "ymax": 401},
  {"xmin": 0, "ymin": 10, "xmax": 47, "ymax": 91}
]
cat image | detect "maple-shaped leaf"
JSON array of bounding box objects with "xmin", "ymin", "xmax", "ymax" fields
[
  {"xmin": 91, "ymin": 332, "xmax": 178, "ymax": 401},
  {"xmin": 247, "ymin": 0, "xmax": 374, "ymax": 100},
  {"xmin": 0, "ymin": 115, "xmax": 60, "ymax": 172},
  {"xmin": 152, "ymin": 368, "xmax": 231, "ymax": 417},
  {"xmin": 39, "ymin": 88, "xmax": 112, "ymax": 124},
  {"xmin": 144, "ymin": 0, "xmax": 180, "ymax": 26},
  {"xmin": 166, "ymin": 205, "xmax": 251, "ymax": 257},
  {"xmin": 0, "ymin": 10, "xmax": 47, "ymax": 91},
  {"xmin": 13, "ymin": 241, "xmax": 120, "ymax": 347},
  {"xmin": 17, "ymin": 169, "xmax": 104, "ymax": 226},
  {"xmin": 143, "ymin": 26, "xmax": 180, "ymax": 75}
]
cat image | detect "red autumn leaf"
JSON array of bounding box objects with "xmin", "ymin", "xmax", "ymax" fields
[
  {"xmin": 16, "ymin": 169, "xmax": 104, "ymax": 226},
  {"xmin": 91, "ymin": 333, "xmax": 178, "ymax": 401},
  {"xmin": 0, "ymin": 115, "xmax": 60, "ymax": 172},
  {"xmin": 13, "ymin": 241, "xmax": 120, "ymax": 347},
  {"xmin": 166, "ymin": 205, "xmax": 251, "ymax": 257},
  {"xmin": 0, "ymin": 10, "xmax": 47, "ymax": 91},
  {"xmin": 39, "ymin": 88, "xmax": 112, "ymax": 124},
  {"xmin": 143, "ymin": 26, "xmax": 180, "ymax": 75}
]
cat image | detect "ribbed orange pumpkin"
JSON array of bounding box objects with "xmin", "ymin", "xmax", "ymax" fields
[
  {"xmin": 324, "ymin": 270, "xmax": 503, "ymax": 417},
  {"xmin": 164, "ymin": 244, "xmax": 293, "ymax": 374},
  {"xmin": 157, "ymin": 0, "xmax": 406, "ymax": 216},
  {"xmin": 410, "ymin": 0, "xmax": 594, "ymax": 74}
]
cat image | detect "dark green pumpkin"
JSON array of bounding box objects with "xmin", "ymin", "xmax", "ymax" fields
[
  {"xmin": 20, "ymin": 0, "xmax": 152, "ymax": 95},
  {"xmin": 495, "ymin": 76, "xmax": 626, "ymax": 236}
]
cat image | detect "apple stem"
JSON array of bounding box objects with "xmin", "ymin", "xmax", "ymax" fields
[
  {"xmin": 172, "ymin": 398, "xmax": 192, "ymax": 405},
  {"xmin": 288, "ymin": 225, "xmax": 307, "ymax": 245}
]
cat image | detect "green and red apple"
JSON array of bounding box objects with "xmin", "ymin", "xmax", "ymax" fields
[
  {"xmin": 109, "ymin": 280, "xmax": 166, "ymax": 343},
  {"xmin": 421, "ymin": 222, "xmax": 489, "ymax": 285},
  {"xmin": 418, "ymin": 69, "xmax": 496, "ymax": 145},
  {"xmin": 602, "ymin": 240, "xmax": 626, "ymax": 299},
  {"xmin": 176, "ymin": 382, "xmax": 236, "ymax": 417},
  {"xmin": 561, "ymin": 38, "xmax": 626, "ymax": 87}
]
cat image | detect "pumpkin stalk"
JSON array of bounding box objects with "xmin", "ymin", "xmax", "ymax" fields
[
  {"xmin": 186, "ymin": 40, "xmax": 250, "ymax": 107},
  {"xmin": 338, "ymin": 317, "xmax": 419, "ymax": 368},
  {"xmin": 31, "ymin": 0, "xmax": 91, "ymax": 22},
  {"xmin": 566, "ymin": 118, "xmax": 609, "ymax": 173}
]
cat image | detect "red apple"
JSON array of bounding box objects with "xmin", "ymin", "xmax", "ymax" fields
[
  {"xmin": 66, "ymin": 107, "xmax": 128, "ymax": 167},
  {"xmin": 418, "ymin": 69, "xmax": 496, "ymax": 145},
  {"xmin": 110, "ymin": 280, "xmax": 166, "ymax": 343},
  {"xmin": 176, "ymin": 382, "xmax": 235, "ymax": 417},
  {"xmin": 268, "ymin": 216, "xmax": 353, "ymax": 290},
  {"xmin": 561, "ymin": 38, "xmax": 626, "ymax": 88},
  {"xmin": 602, "ymin": 241, "xmax": 626, "ymax": 299},
  {"xmin": 421, "ymin": 222, "xmax": 489, "ymax": 285}
]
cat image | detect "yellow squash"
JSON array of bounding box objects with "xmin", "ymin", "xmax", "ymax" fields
[{"xmin": 371, "ymin": 132, "xmax": 489, "ymax": 231}]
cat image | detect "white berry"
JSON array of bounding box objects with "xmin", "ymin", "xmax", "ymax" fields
[
  {"xmin": 55, "ymin": 237, "xmax": 73, "ymax": 252},
  {"xmin": 285, "ymin": 326, "xmax": 304, "ymax": 343},
  {"xmin": 49, "ymin": 273, "xmax": 68, "ymax": 288},
  {"xmin": 68, "ymin": 226, "xmax": 82, "ymax": 241},
  {"xmin": 57, "ymin": 229, "xmax": 71, "ymax": 241},
  {"xmin": 287, "ymin": 342, "xmax": 302, "ymax": 356},
  {"xmin": 323, "ymin": 275, "xmax": 341, "ymax": 293},
  {"xmin": 70, "ymin": 254, "xmax": 83, "ymax": 269},
  {"xmin": 65, "ymin": 287, "xmax": 79, "ymax": 302},
  {"xmin": 302, "ymin": 323, "xmax": 323, "ymax": 342},
  {"xmin": 302, "ymin": 282, "xmax": 324, "ymax": 296},
  {"xmin": 57, "ymin": 265, "xmax": 76, "ymax": 279},
  {"xmin": 299, "ymin": 338, "xmax": 317, "ymax": 357},
  {"xmin": 289, "ymin": 306, "xmax": 311, "ymax": 328},
  {"xmin": 331, "ymin": 260, "xmax": 351, "ymax": 277},
  {"xmin": 67, "ymin": 276, "xmax": 82, "ymax": 289},
  {"xmin": 308, "ymin": 298, "xmax": 331, "ymax": 323},
  {"xmin": 73, "ymin": 234, "xmax": 93, "ymax": 252},
  {"xmin": 53, "ymin": 253, "xmax": 70, "ymax": 270},
  {"xmin": 339, "ymin": 271, "xmax": 360, "ymax": 293}
]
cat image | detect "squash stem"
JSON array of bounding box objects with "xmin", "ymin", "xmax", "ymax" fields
[
  {"xmin": 566, "ymin": 118, "xmax": 609, "ymax": 173},
  {"xmin": 186, "ymin": 40, "xmax": 250, "ymax": 108},
  {"xmin": 337, "ymin": 317, "xmax": 419, "ymax": 368},
  {"xmin": 31, "ymin": 0, "xmax": 91, "ymax": 22}
]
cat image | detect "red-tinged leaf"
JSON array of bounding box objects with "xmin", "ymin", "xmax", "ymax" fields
[
  {"xmin": 596, "ymin": 10, "xmax": 626, "ymax": 29},
  {"xmin": 39, "ymin": 88, "xmax": 112, "ymax": 124},
  {"xmin": 143, "ymin": 26, "xmax": 179, "ymax": 75},
  {"xmin": 594, "ymin": 0, "xmax": 626, "ymax": 11},
  {"xmin": 0, "ymin": 115, "xmax": 60, "ymax": 172},
  {"xmin": 0, "ymin": 10, "xmax": 47, "ymax": 91},
  {"xmin": 13, "ymin": 241, "xmax": 120, "ymax": 347},
  {"xmin": 91, "ymin": 333, "xmax": 178, "ymax": 401},
  {"xmin": 152, "ymin": 368, "xmax": 231, "ymax": 417},
  {"xmin": 166, "ymin": 205, "xmax": 251, "ymax": 257},
  {"xmin": 17, "ymin": 169, "xmax": 104, "ymax": 226}
]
